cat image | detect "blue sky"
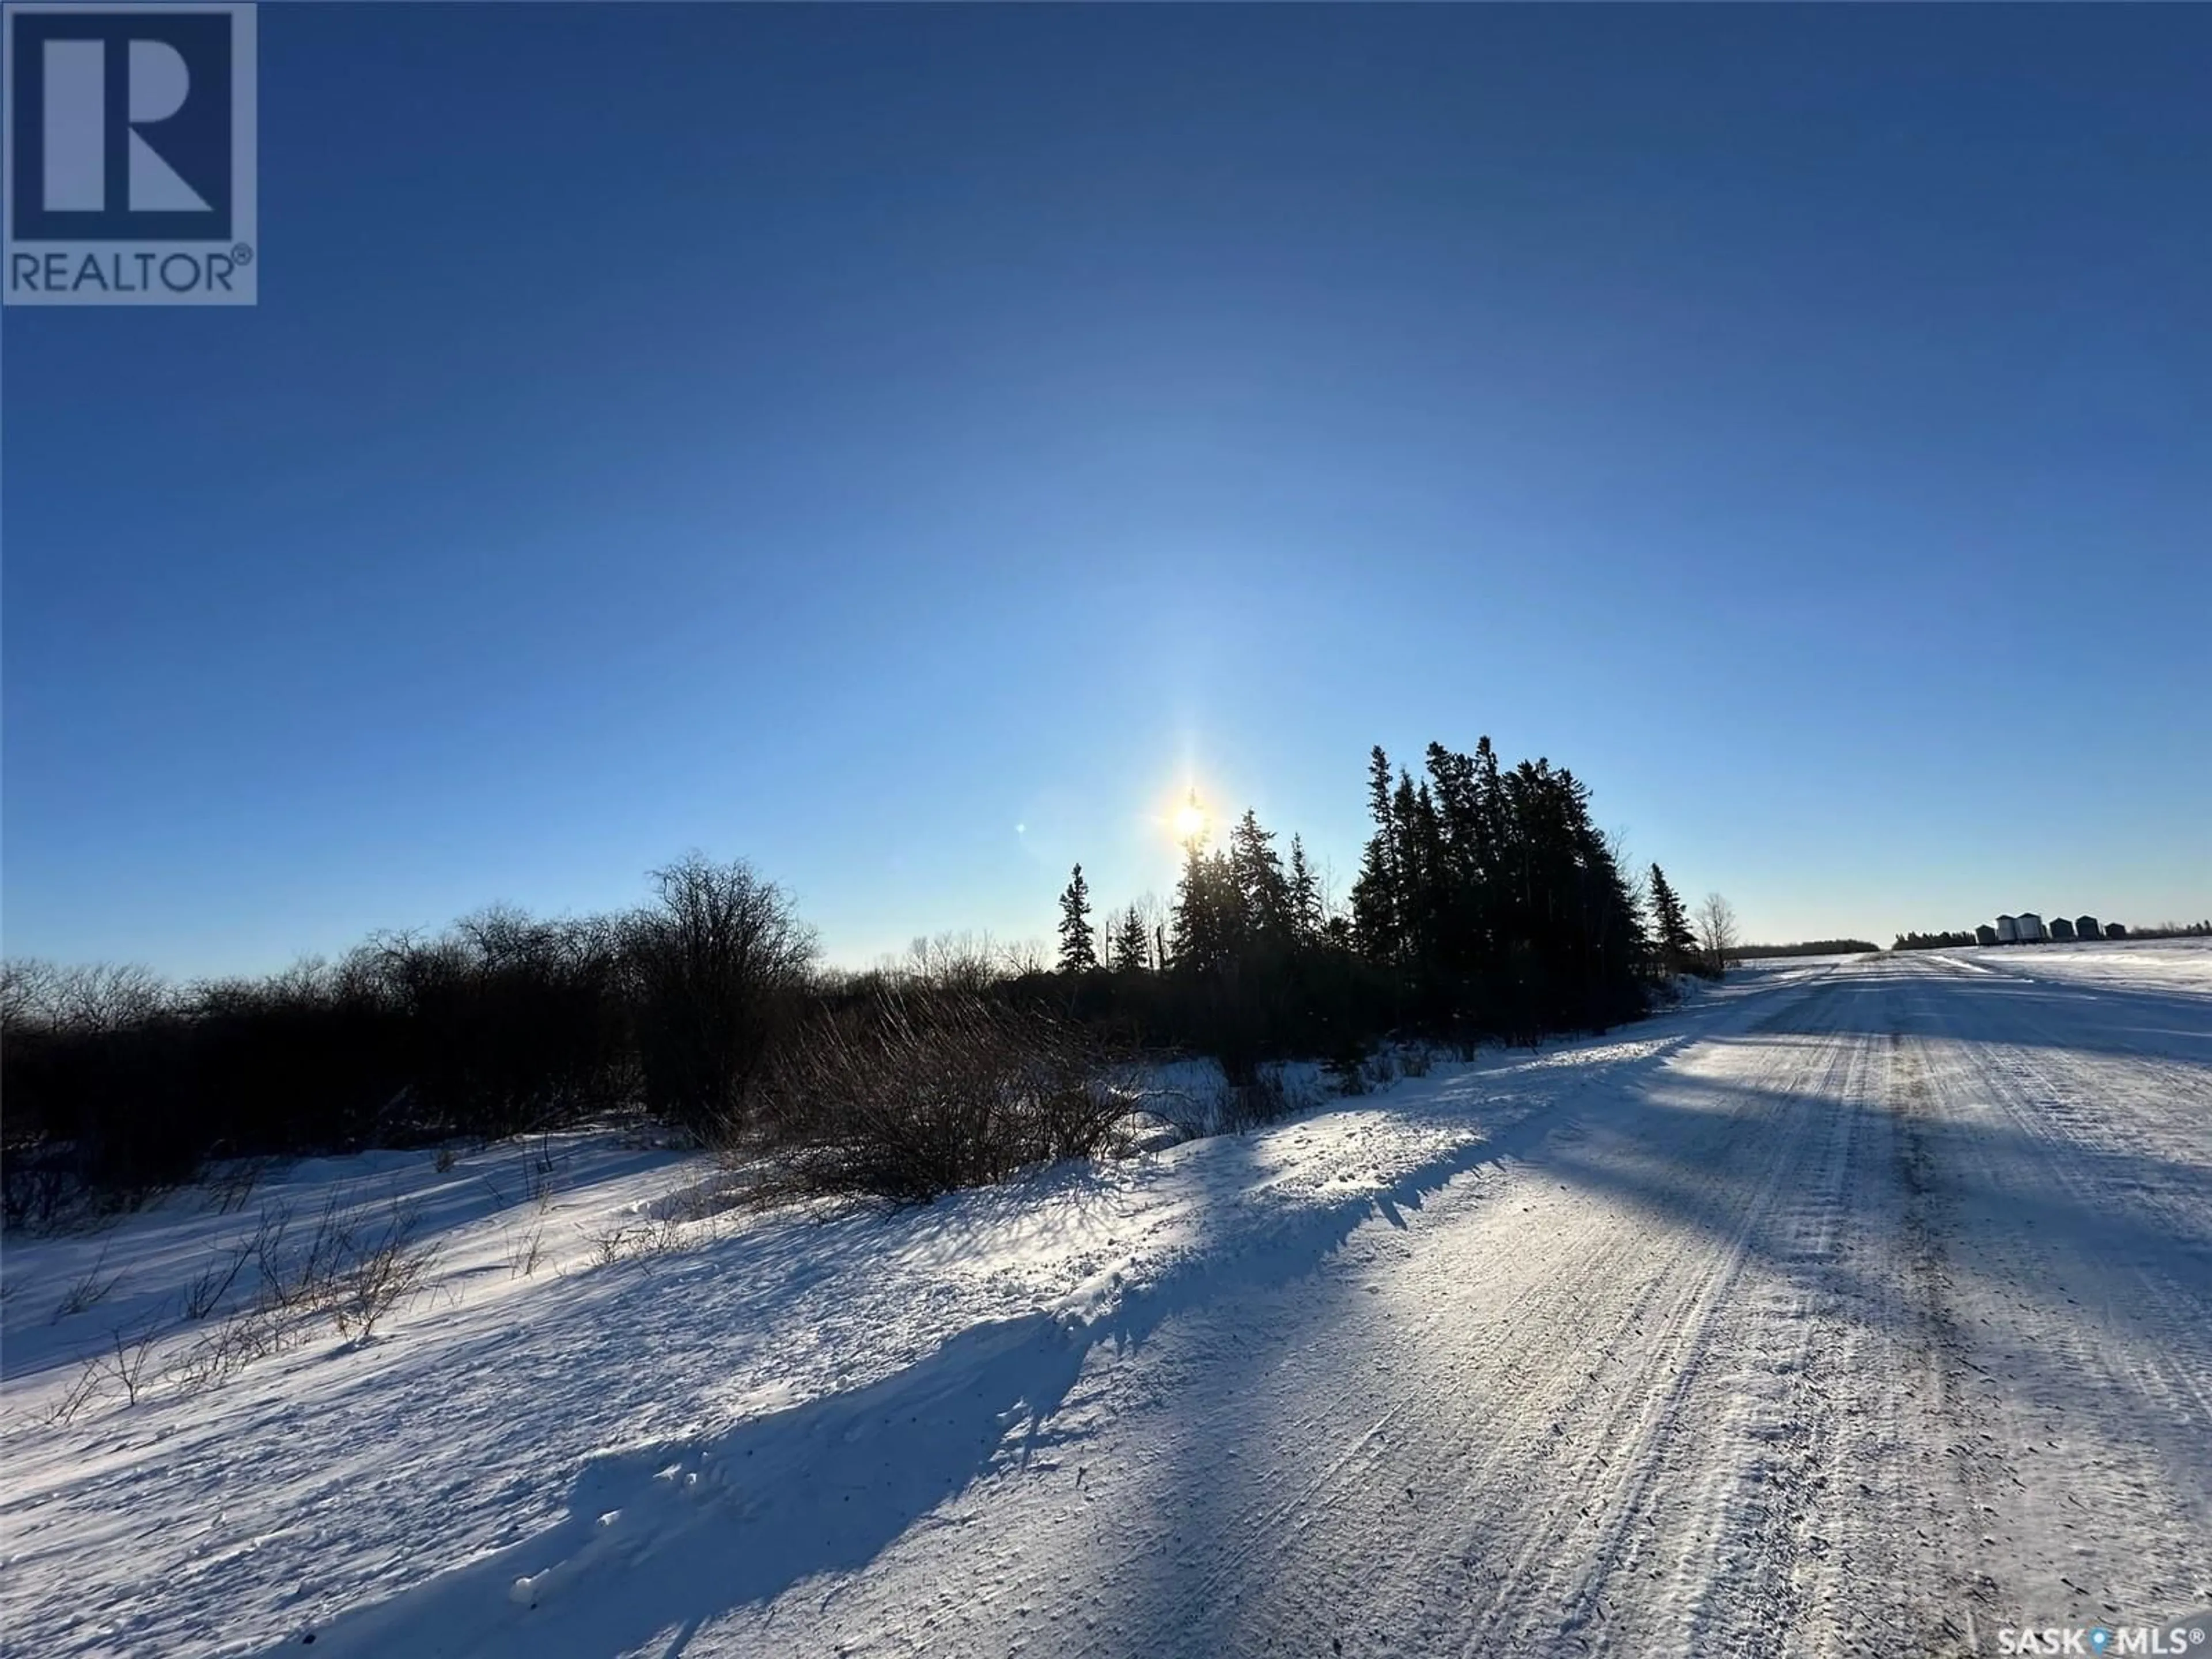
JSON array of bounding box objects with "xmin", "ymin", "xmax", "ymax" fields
[{"xmin": 5, "ymin": 6, "xmax": 2207, "ymax": 976}]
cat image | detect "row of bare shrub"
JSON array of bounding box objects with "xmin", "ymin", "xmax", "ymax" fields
[
  {"xmin": 3, "ymin": 856, "xmax": 814, "ymax": 1221},
  {"xmin": 7, "ymin": 859, "xmax": 1343, "ymax": 1225},
  {"xmin": 751, "ymin": 990, "xmax": 1129, "ymax": 1203}
]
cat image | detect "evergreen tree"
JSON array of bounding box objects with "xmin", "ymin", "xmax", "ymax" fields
[
  {"xmin": 1171, "ymin": 840, "xmax": 1242, "ymax": 975},
  {"xmin": 1111, "ymin": 906, "xmax": 1151, "ymax": 971},
  {"xmin": 1287, "ymin": 835, "xmax": 1323, "ymax": 949},
  {"xmin": 1229, "ymin": 809, "xmax": 1293, "ymax": 951},
  {"xmin": 1088, "ymin": 737, "xmax": 1674, "ymax": 1057},
  {"xmin": 1170, "ymin": 838, "xmax": 1213, "ymax": 972},
  {"xmin": 1647, "ymin": 863, "xmax": 1695, "ymax": 975},
  {"xmin": 1344, "ymin": 738, "xmax": 1654, "ymax": 1035},
  {"xmin": 1350, "ymin": 746, "xmax": 1402, "ymax": 964},
  {"xmin": 1056, "ymin": 864, "xmax": 1097, "ymax": 974},
  {"xmin": 1112, "ymin": 906, "xmax": 1141, "ymax": 969},
  {"xmin": 1396, "ymin": 774, "xmax": 1445, "ymax": 983}
]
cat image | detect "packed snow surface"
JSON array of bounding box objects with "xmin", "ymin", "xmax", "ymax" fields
[{"xmin": 3, "ymin": 942, "xmax": 2208, "ymax": 1656}]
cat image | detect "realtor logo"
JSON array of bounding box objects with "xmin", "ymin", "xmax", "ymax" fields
[{"xmin": 4, "ymin": 2, "xmax": 256, "ymax": 304}]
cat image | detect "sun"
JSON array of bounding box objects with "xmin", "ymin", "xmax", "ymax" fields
[{"xmin": 1173, "ymin": 797, "xmax": 1208, "ymax": 842}]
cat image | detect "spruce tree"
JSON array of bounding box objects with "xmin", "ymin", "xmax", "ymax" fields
[
  {"xmin": 1338, "ymin": 736, "xmax": 1658, "ymax": 1033},
  {"xmin": 1056, "ymin": 864, "xmax": 1097, "ymax": 974},
  {"xmin": 1170, "ymin": 838, "xmax": 1213, "ymax": 971},
  {"xmin": 1647, "ymin": 863, "xmax": 1695, "ymax": 975},
  {"xmin": 1399, "ymin": 776, "xmax": 1443, "ymax": 969},
  {"xmin": 1287, "ymin": 835, "xmax": 1323, "ymax": 949},
  {"xmin": 1229, "ymin": 809, "xmax": 1293, "ymax": 950},
  {"xmin": 1351, "ymin": 745, "xmax": 1402, "ymax": 964},
  {"xmin": 1112, "ymin": 906, "xmax": 1150, "ymax": 971}
]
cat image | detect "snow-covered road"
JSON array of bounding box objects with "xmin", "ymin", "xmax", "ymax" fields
[
  {"xmin": 6, "ymin": 946, "xmax": 2208, "ymax": 1657},
  {"xmin": 670, "ymin": 950, "xmax": 2212, "ymax": 1659}
]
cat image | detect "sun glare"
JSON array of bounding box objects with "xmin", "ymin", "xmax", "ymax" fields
[{"xmin": 1173, "ymin": 798, "xmax": 1209, "ymax": 842}]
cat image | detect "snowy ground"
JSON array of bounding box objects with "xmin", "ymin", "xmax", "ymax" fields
[{"xmin": 3, "ymin": 944, "xmax": 2207, "ymax": 1657}]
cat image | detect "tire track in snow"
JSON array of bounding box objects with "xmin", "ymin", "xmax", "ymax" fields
[
  {"xmin": 1478, "ymin": 1007, "xmax": 1867, "ymax": 1658},
  {"xmin": 1048, "ymin": 971, "xmax": 1903, "ymax": 1659},
  {"xmin": 1887, "ymin": 956, "xmax": 2212, "ymax": 1640},
  {"xmin": 1888, "ymin": 1019, "xmax": 2003, "ymax": 1658}
]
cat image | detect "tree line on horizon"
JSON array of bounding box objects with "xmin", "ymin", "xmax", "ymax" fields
[
  {"xmin": 1891, "ymin": 930, "xmax": 1980, "ymax": 951},
  {"xmin": 4, "ymin": 737, "xmax": 1734, "ymax": 1214},
  {"xmin": 1730, "ymin": 939, "xmax": 1880, "ymax": 960}
]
